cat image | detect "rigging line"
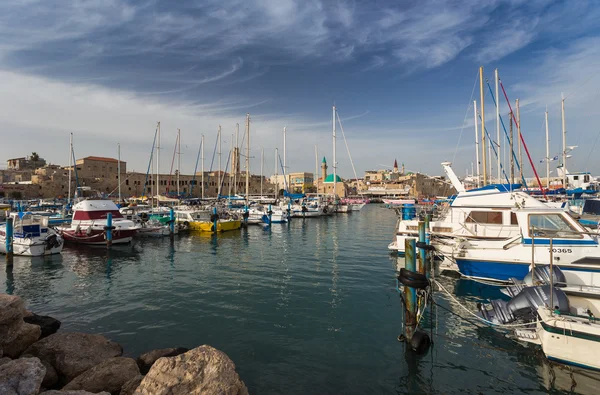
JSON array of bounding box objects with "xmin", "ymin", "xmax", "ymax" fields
[
  {"xmin": 335, "ymin": 111, "xmax": 359, "ymax": 182},
  {"xmin": 499, "ymin": 80, "xmax": 547, "ymax": 199},
  {"xmin": 190, "ymin": 138, "xmax": 203, "ymax": 197},
  {"xmin": 485, "ymin": 80, "xmax": 528, "ymax": 188},
  {"xmin": 167, "ymin": 133, "xmax": 179, "ymax": 194},
  {"xmin": 209, "ymin": 130, "xmax": 218, "ymax": 172},
  {"xmin": 451, "ymin": 70, "xmax": 479, "ymax": 165},
  {"xmin": 584, "ymin": 129, "xmax": 600, "ymax": 171},
  {"xmin": 217, "ymin": 149, "xmax": 232, "ymax": 197},
  {"xmin": 143, "ymin": 126, "xmax": 158, "ymax": 195}
]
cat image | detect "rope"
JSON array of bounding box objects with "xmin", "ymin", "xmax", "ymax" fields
[
  {"xmin": 433, "ymin": 279, "xmax": 544, "ymax": 328},
  {"xmin": 452, "ymin": 70, "xmax": 479, "ymax": 165},
  {"xmin": 335, "ymin": 111, "xmax": 360, "ymax": 183}
]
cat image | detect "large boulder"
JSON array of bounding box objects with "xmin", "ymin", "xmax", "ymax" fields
[
  {"xmin": 2, "ymin": 323, "xmax": 41, "ymax": 358},
  {"xmin": 119, "ymin": 374, "xmax": 143, "ymax": 395},
  {"xmin": 136, "ymin": 347, "xmax": 189, "ymax": 374},
  {"xmin": 63, "ymin": 357, "xmax": 139, "ymax": 395},
  {"xmin": 40, "ymin": 359, "xmax": 58, "ymax": 389},
  {"xmin": 134, "ymin": 345, "xmax": 248, "ymax": 395},
  {"xmin": 0, "ymin": 294, "xmax": 25, "ymax": 345},
  {"xmin": 0, "ymin": 357, "xmax": 46, "ymax": 395},
  {"xmin": 24, "ymin": 314, "xmax": 61, "ymax": 339},
  {"xmin": 23, "ymin": 332, "xmax": 123, "ymax": 384},
  {"xmin": 40, "ymin": 391, "xmax": 110, "ymax": 394}
]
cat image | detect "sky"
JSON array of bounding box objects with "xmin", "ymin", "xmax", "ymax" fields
[{"xmin": 1, "ymin": 0, "xmax": 600, "ymax": 180}]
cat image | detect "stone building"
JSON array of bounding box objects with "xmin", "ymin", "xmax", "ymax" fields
[
  {"xmin": 7, "ymin": 155, "xmax": 46, "ymax": 170},
  {"xmin": 316, "ymin": 157, "xmax": 347, "ymax": 197}
]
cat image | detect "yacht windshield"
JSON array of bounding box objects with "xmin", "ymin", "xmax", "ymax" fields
[{"xmin": 528, "ymin": 213, "xmax": 582, "ymax": 239}]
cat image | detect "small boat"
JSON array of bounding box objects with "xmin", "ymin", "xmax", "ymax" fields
[
  {"xmin": 0, "ymin": 212, "xmax": 63, "ymax": 256},
  {"xmin": 57, "ymin": 200, "xmax": 139, "ymax": 245},
  {"xmin": 383, "ymin": 198, "xmax": 415, "ymax": 205},
  {"xmin": 175, "ymin": 208, "xmax": 241, "ymax": 232}
]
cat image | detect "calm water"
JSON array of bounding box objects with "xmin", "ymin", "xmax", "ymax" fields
[{"xmin": 2, "ymin": 205, "xmax": 599, "ymax": 394}]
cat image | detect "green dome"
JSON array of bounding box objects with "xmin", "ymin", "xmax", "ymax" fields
[{"xmin": 324, "ymin": 174, "xmax": 342, "ymax": 183}]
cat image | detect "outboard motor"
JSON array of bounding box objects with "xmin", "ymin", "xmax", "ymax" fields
[
  {"xmin": 502, "ymin": 265, "xmax": 567, "ymax": 298},
  {"xmin": 478, "ymin": 285, "xmax": 570, "ymax": 325}
]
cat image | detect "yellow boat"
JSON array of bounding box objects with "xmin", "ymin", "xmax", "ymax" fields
[{"xmin": 188, "ymin": 219, "xmax": 241, "ymax": 232}]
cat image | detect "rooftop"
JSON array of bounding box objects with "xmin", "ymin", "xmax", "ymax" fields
[
  {"xmin": 80, "ymin": 156, "xmax": 121, "ymax": 163},
  {"xmin": 324, "ymin": 174, "xmax": 342, "ymax": 183}
]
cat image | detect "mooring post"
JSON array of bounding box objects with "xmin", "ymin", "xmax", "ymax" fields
[
  {"xmin": 424, "ymin": 214, "xmax": 432, "ymax": 276},
  {"xmin": 244, "ymin": 205, "xmax": 248, "ymax": 226},
  {"xmin": 287, "ymin": 201, "xmax": 291, "ymax": 222},
  {"xmin": 268, "ymin": 204, "xmax": 273, "ymax": 225},
  {"xmin": 213, "ymin": 207, "xmax": 218, "ymax": 234},
  {"xmin": 404, "ymin": 238, "xmax": 417, "ymax": 343},
  {"xmin": 417, "ymin": 221, "xmax": 426, "ymax": 275},
  {"xmin": 106, "ymin": 213, "xmax": 113, "ymax": 249},
  {"xmin": 5, "ymin": 217, "xmax": 14, "ymax": 265},
  {"xmin": 169, "ymin": 208, "xmax": 175, "ymax": 242}
]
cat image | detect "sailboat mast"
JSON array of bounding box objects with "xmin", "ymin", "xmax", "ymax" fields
[
  {"xmin": 545, "ymin": 109, "xmax": 550, "ymax": 189},
  {"xmin": 479, "ymin": 66, "xmax": 487, "ymax": 186},
  {"xmin": 473, "ymin": 101, "xmax": 480, "ymax": 188},
  {"xmin": 157, "ymin": 121, "xmax": 161, "ymax": 202},
  {"xmin": 68, "ymin": 133, "xmax": 73, "ymax": 203},
  {"xmin": 235, "ymin": 123, "xmax": 239, "ymax": 195},
  {"xmin": 495, "ymin": 69, "xmax": 501, "ymax": 181},
  {"xmin": 315, "ymin": 145, "xmax": 319, "ymax": 198},
  {"xmin": 245, "ymin": 113, "xmax": 250, "ymax": 207},
  {"xmin": 561, "ymin": 97, "xmax": 567, "ymax": 189},
  {"xmin": 516, "ymin": 99, "xmax": 522, "ymax": 183},
  {"xmin": 283, "ymin": 126, "xmax": 286, "ymax": 172},
  {"xmin": 201, "ymin": 134, "xmax": 205, "ymax": 199},
  {"xmin": 229, "ymin": 133, "xmax": 234, "ymax": 197},
  {"xmin": 509, "ymin": 112, "xmax": 515, "ymax": 185},
  {"xmin": 218, "ymin": 124, "xmax": 222, "ymax": 196},
  {"xmin": 177, "ymin": 128, "xmax": 181, "ymax": 196},
  {"xmin": 118, "ymin": 143, "xmax": 121, "ymax": 202},
  {"xmin": 333, "ymin": 104, "xmax": 337, "ymax": 198},
  {"xmin": 274, "ymin": 148, "xmax": 279, "ymax": 198},
  {"xmin": 260, "ymin": 147, "xmax": 264, "ymax": 197}
]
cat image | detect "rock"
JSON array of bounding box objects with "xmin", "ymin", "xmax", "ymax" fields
[
  {"xmin": 119, "ymin": 374, "xmax": 143, "ymax": 395},
  {"xmin": 63, "ymin": 357, "xmax": 139, "ymax": 395},
  {"xmin": 0, "ymin": 294, "xmax": 25, "ymax": 326},
  {"xmin": 40, "ymin": 391, "xmax": 110, "ymax": 395},
  {"xmin": 0, "ymin": 357, "xmax": 46, "ymax": 395},
  {"xmin": 134, "ymin": 345, "xmax": 248, "ymax": 395},
  {"xmin": 23, "ymin": 332, "xmax": 123, "ymax": 384},
  {"xmin": 2, "ymin": 323, "xmax": 41, "ymax": 358},
  {"xmin": 136, "ymin": 347, "xmax": 189, "ymax": 374},
  {"xmin": 40, "ymin": 360, "xmax": 58, "ymax": 389},
  {"xmin": 0, "ymin": 357, "xmax": 11, "ymax": 366},
  {"xmin": 24, "ymin": 314, "xmax": 61, "ymax": 339}
]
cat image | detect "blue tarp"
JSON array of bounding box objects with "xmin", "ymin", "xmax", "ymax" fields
[{"xmin": 283, "ymin": 191, "xmax": 305, "ymax": 199}]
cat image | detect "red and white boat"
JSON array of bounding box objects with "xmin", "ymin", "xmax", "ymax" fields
[{"xmin": 57, "ymin": 200, "xmax": 139, "ymax": 245}]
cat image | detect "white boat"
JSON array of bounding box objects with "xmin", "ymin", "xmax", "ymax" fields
[
  {"xmin": 336, "ymin": 204, "xmax": 351, "ymax": 213},
  {"xmin": 137, "ymin": 218, "xmax": 178, "ymax": 237},
  {"xmin": 383, "ymin": 198, "xmax": 415, "ymax": 205},
  {"xmin": 57, "ymin": 200, "xmax": 139, "ymax": 245},
  {"xmin": 0, "ymin": 212, "xmax": 63, "ymax": 256},
  {"xmin": 351, "ymin": 203, "xmax": 366, "ymax": 211}
]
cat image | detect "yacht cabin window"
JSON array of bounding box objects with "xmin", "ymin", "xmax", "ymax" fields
[
  {"xmin": 465, "ymin": 211, "xmax": 503, "ymax": 225},
  {"xmin": 528, "ymin": 214, "xmax": 582, "ymax": 239}
]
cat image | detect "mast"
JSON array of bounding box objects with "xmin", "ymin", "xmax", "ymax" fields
[
  {"xmin": 68, "ymin": 133, "xmax": 73, "ymax": 203},
  {"xmin": 545, "ymin": 109, "xmax": 550, "ymax": 189},
  {"xmin": 177, "ymin": 128, "xmax": 181, "ymax": 196},
  {"xmin": 561, "ymin": 96, "xmax": 567, "ymax": 189},
  {"xmin": 118, "ymin": 143, "xmax": 121, "ymax": 202},
  {"xmin": 245, "ymin": 113, "xmax": 250, "ymax": 207},
  {"xmin": 260, "ymin": 147, "xmax": 264, "ymax": 197},
  {"xmin": 229, "ymin": 133, "xmax": 234, "ymax": 197},
  {"xmin": 479, "ymin": 66, "xmax": 487, "ymax": 186},
  {"xmin": 315, "ymin": 145, "xmax": 319, "ymax": 197},
  {"xmin": 495, "ymin": 69, "xmax": 501, "ymax": 181},
  {"xmin": 332, "ymin": 104, "xmax": 337, "ymax": 199},
  {"xmin": 516, "ymin": 99, "xmax": 523, "ymax": 183},
  {"xmin": 509, "ymin": 111, "xmax": 515, "ymax": 185},
  {"xmin": 474, "ymin": 101, "xmax": 480, "ymax": 188},
  {"xmin": 218, "ymin": 124, "xmax": 222, "ymax": 196},
  {"xmin": 157, "ymin": 121, "xmax": 161, "ymax": 201},
  {"xmin": 274, "ymin": 148, "xmax": 279, "ymax": 198},
  {"xmin": 201, "ymin": 134, "xmax": 205, "ymax": 199},
  {"xmin": 234, "ymin": 123, "xmax": 239, "ymax": 195},
  {"xmin": 283, "ymin": 126, "xmax": 286, "ymax": 173}
]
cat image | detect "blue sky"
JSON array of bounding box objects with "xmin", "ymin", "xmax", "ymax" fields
[{"xmin": 1, "ymin": 0, "xmax": 600, "ymax": 179}]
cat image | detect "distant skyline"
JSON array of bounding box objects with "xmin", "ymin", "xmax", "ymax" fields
[{"xmin": 1, "ymin": 1, "xmax": 600, "ymax": 179}]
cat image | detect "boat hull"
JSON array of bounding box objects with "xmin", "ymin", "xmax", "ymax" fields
[
  {"xmin": 59, "ymin": 228, "xmax": 136, "ymax": 245},
  {"xmin": 188, "ymin": 220, "xmax": 242, "ymax": 232}
]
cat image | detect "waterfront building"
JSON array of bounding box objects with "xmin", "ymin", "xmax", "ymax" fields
[{"xmin": 316, "ymin": 157, "xmax": 347, "ymax": 197}]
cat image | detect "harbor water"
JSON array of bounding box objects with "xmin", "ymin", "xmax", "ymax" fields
[{"xmin": 2, "ymin": 205, "xmax": 598, "ymax": 394}]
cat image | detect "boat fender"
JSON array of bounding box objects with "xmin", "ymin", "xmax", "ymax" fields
[
  {"xmin": 398, "ymin": 268, "xmax": 429, "ymax": 289},
  {"xmin": 409, "ymin": 329, "xmax": 431, "ymax": 354},
  {"xmin": 210, "ymin": 213, "xmax": 219, "ymax": 222},
  {"xmin": 140, "ymin": 212, "xmax": 149, "ymax": 221},
  {"xmin": 322, "ymin": 207, "xmax": 328, "ymax": 214}
]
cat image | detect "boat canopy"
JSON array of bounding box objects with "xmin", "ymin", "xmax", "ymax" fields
[{"xmin": 283, "ymin": 191, "xmax": 305, "ymax": 199}]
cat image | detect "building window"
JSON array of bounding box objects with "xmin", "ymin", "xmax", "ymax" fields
[{"xmin": 126, "ymin": 180, "xmax": 129, "ymax": 186}]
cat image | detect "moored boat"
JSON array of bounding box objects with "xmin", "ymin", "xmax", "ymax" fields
[{"xmin": 0, "ymin": 212, "xmax": 63, "ymax": 256}]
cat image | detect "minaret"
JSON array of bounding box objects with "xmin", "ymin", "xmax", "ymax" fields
[
  {"xmin": 321, "ymin": 156, "xmax": 328, "ymax": 181},
  {"xmin": 393, "ymin": 159, "xmax": 399, "ymax": 173}
]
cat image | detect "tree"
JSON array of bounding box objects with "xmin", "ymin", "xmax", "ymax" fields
[{"xmin": 30, "ymin": 152, "xmax": 39, "ymax": 162}]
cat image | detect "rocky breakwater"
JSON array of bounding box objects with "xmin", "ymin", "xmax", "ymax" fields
[{"xmin": 0, "ymin": 293, "xmax": 248, "ymax": 395}]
